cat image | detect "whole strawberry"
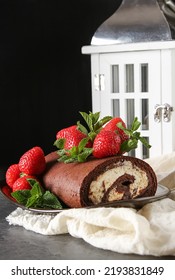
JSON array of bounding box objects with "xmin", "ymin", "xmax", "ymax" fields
[
  {"xmin": 12, "ymin": 176, "xmax": 34, "ymax": 192},
  {"xmin": 19, "ymin": 146, "xmax": 46, "ymax": 175},
  {"xmin": 56, "ymin": 125, "xmax": 91, "ymax": 149},
  {"xmin": 6, "ymin": 164, "xmax": 20, "ymax": 189},
  {"xmin": 2, "ymin": 185, "xmax": 14, "ymax": 199},
  {"xmin": 56, "ymin": 125, "xmax": 76, "ymax": 140},
  {"xmin": 92, "ymin": 130, "xmax": 121, "ymax": 158},
  {"xmin": 103, "ymin": 117, "xmax": 129, "ymax": 143}
]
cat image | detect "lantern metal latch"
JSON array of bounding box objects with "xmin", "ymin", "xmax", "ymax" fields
[
  {"xmin": 94, "ymin": 74, "xmax": 105, "ymax": 91},
  {"xmin": 154, "ymin": 103, "xmax": 173, "ymax": 122}
]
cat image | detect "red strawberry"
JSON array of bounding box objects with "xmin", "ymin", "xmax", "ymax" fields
[
  {"xmin": 92, "ymin": 130, "xmax": 121, "ymax": 158},
  {"xmin": 56, "ymin": 125, "xmax": 92, "ymax": 149},
  {"xmin": 19, "ymin": 146, "xmax": 46, "ymax": 175},
  {"xmin": 12, "ymin": 175, "xmax": 35, "ymax": 192},
  {"xmin": 103, "ymin": 117, "xmax": 129, "ymax": 143},
  {"xmin": 6, "ymin": 164, "xmax": 20, "ymax": 189},
  {"xmin": 2, "ymin": 185, "xmax": 13, "ymax": 198},
  {"xmin": 56, "ymin": 125, "xmax": 76, "ymax": 139}
]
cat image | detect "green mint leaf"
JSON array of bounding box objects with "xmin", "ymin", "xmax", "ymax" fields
[
  {"xmin": 118, "ymin": 117, "xmax": 151, "ymax": 154},
  {"xmin": 89, "ymin": 111, "xmax": 100, "ymax": 125},
  {"xmin": 57, "ymin": 137, "xmax": 93, "ymax": 163},
  {"xmin": 120, "ymin": 139, "xmax": 138, "ymax": 153},
  {"xmin": 11, "ymin": 190, "xmax": 31, "ymax": 205},
  {"xmin": 27, "ymin": 178, "xmax": 40, "ymax": 187},
  {"xmin": 139, "ymin": 136, "xmax": 151, "ymax": 148},
  {"xmin": 69, "ymin": 146, "xmax": 77, "ymax": 156},
  {"xmin": 79, "ymin": 111, "xmax": 112, "ymax": 141},
  {"xmin": 26, "ymin": 193, "xmax": 41, "ymax": 208},
  {"xmin": 62, "ymin": 157, "xmax": 77, "ymax": 163},
  {"xmin": 79, "ymin": 111, "xmax": 94, "ymax": 131},
  {"xmin": 77, "ymin": 121, "xmax": 88, "ymax": 135},
  {"xmin": 77, "ymin": 137, "xmax": 89, "ymax": 153},
  {"xmin": 38, "ymin": 191, "xmax": 63, "ymax": 209},
  {"xmin": 88, "ymin": 131, "xmax": 97, "ymax": 142},
  {"xmin": 131, "ymin": 117, "xmax": 141, "ymax": 131},
  {"xmin": 58, "ymin": 154, "xmax": 70, "ymax": 162},
  {"xmin": 117, "ymin": 122, "xmax": 131, "ymax": 136},
  {"xmin": 133, "ymin": 131, "xmax": 141, "ymax": 139},
  {"xmin": 54, "ymin": 138, "xmax": 65, "ymax": 149},
  {"xmin": 77, "ymin": 148, "xmax": 93, "ymax": 162},
  {"xmin": 57, "ymin": 149, "xmax": 67, "ymax": 157},
  {"xmin": 94, "ymin": 116, "xmax": 112, "ymax": 131},
  {"xmin": 25, "ymin": 182, "xmax": 43, "ymax": 208},
  {"xmin": 11, "ymin": 179, "xmax": 63, "ymax": 209},
  {"xmin": 29, "ymin": 181, "xmax": 43, "ymax": 197}
]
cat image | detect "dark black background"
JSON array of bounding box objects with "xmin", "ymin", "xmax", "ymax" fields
[{"xmin": 0, "ymin": 0, "xmax": 122, "ymax": 165}]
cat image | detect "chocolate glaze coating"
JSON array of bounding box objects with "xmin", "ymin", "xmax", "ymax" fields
[{"xmin": 42, "ymin": 152, "xmax": 157, "ymax": 208}]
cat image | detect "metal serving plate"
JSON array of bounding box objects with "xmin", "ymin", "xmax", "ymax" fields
[{"xmin": 0, "ymin": 180, "xmax": 171, "ymax": 214}]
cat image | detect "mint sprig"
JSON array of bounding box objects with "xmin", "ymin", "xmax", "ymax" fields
[
  {"xmin": 11, "ymin": 179, "xmax": 63, "ymax": 209},
  {"xmin": 117, "ymin": 117, "xmax": 151, "ymax": 153},
  {"xmin": 54, "ymin": 137, "xmax": 93, "ymax": 163},
  {"xmin": 77, "ymin": 111, "xmax": 112, "ymax": 141}
]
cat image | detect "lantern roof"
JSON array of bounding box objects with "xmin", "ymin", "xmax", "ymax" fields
[{"xmin": 91, "ymin": 0, "xmax": 173, "ymax": 45}]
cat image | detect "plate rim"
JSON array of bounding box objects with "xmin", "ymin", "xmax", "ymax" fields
[{"xmin": 0, "ymin": 180, "xmax": 171, "ymax": 214}]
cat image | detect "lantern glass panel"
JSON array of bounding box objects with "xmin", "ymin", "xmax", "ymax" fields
[
  {"xmin": 112, "ymin": 65, "xmax": 119, "ymax": 93},
  {"xmin": 142, "ymin": 99, "xmax": 149, "ymax": 130},
  {"xmin": 125, "ymin": 64, "xmax": 134, "ymax": 92},
  {"xmin": 142, "ymin": 137, "xmax": 150, "ymax": 159},
  {"xmin": 128, "ymin": 149, "xmax": 135, "ymax": 157},
  {"xmin": 112, "ymin": 99, "xmax": 120, "ymax": 116},
  {"xmin": 141, "ymin": 63, "xmax": 149, "ymax": 92},
  {"xmin": 141, "ymin": 63, "xmax": 148, "ymax": 92},
  {"xmin": 126, "ymin": 99, "xmax": 135, "ymax": 128}
]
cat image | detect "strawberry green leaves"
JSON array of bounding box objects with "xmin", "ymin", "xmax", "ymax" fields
[
  {"xmin": 11, "ymin": 179, "xmax": 63, "ymax": 209},
  {"xmin": 118, "ymin": 117, "xmax": 151, "ymax": 153}
]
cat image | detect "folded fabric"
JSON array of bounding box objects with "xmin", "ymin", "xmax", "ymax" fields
[
  {"xmin": 145, "ymin": 151, "xmax": 175, "ymax": 200},
  {"xmin": 6, "ymin": 152, "xmax": 175, "ymax": 256},
  {"xmin": 6, "ymin": 198, "xmax": 175, "ymax": 256},
  {"xmin": 145, "ymin": 151, "xmax": 175, "ymax": 184}
]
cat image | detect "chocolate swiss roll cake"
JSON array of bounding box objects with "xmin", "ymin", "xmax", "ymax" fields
[{"xmin": 42, "ymin": 152, "xmax": 157, "ymax": 208}]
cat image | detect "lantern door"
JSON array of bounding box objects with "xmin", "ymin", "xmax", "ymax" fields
[{"xmin": 91, "ymin": 50, "xmax": 163, "ymax": 159}]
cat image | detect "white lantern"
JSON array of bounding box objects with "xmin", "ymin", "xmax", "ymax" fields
[{"xmin": 82, "ymin": 0, "xmax": 175, "ymax": 159}]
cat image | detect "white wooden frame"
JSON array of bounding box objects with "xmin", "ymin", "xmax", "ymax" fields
[{"xmin": 82, "ymin": 41, "xmax": 175, "ymax": 159}]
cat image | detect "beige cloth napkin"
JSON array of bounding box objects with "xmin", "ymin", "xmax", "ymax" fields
[{"xmin": 6, "ymin": 152, "xmax": 175, "ymax": 256}]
